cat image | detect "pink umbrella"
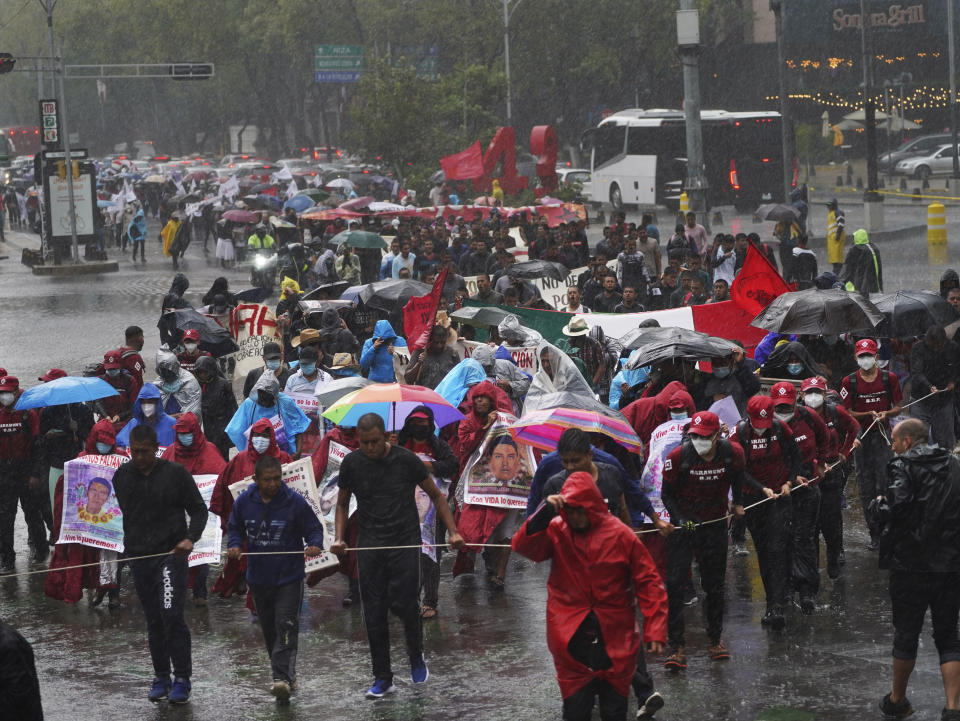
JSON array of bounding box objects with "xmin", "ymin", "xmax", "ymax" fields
[
  {"xmin": 339, "ymin": 195, "xmax": 376, "ymax": 210},
  {"xmin": 322, "ymin": 383, "xmax": 464, "ymax": 430},
  {"xmin": 509, "ymin": 407, "xmax": 643, "ymax": 453}
]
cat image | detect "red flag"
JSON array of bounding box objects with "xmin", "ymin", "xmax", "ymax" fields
[
  {"xmin": 730, "ymin": 244, "xmax": 791, "ymax": 316},
  {"xmin": 440, "ymin": 141, "xmax": 484, "ymax": 180},
  {"xmin": 404, "ymin": 268, "xmax": 449, "ymax": 351},
  {"xmin": 260, "ymin": 186, "xmax": 278, "ymax": 197}
]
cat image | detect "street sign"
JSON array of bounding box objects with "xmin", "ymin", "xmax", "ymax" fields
[
  {"xmin": 39, "ymin": 98, "xmax": 60, "ymax": 147},
  {"xmin": 314, "ymin": 45, "xmax": 364, "ymax": 82},
  {"xmin": 42, "ymin": 148, "xmax": 88, "ymax": 160}
]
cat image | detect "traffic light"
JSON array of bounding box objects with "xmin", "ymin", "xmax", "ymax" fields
[
  {"xmin": 57, "ymin": 161, "xmax": 66, "ymax": 180},
  {"xmin": 170, "ymin": 63, "xmax": 214, "ymax": 80},
  {"xmin": 0, "ymin": 53, "xmax": 15, "ymax": 75},
  {"xmin": 71, "ymin": 160, "xmax": 79, "ymax": 179}
]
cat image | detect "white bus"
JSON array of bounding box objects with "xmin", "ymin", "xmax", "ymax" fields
[{"xmin": 581, "ymin": 108, "xmax": 794, "ymax": 211}]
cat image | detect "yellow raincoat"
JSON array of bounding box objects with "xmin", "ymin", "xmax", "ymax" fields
[{"xmin": 161, "ymin": 218, "xmax": 181, "ymax": 258}]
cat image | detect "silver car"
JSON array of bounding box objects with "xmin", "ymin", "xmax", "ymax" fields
[{"xmin": 894, "ymin": 144, "xmax": 960, "ymax": 180}]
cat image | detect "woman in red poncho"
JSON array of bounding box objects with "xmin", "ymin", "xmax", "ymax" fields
[
  {"xmin": 621, "ymin": 379, "xmax": 686, "ymax": 449},
  {"xmin": 310, "ymin": 425, "xmax": 361, "ymax": 604},
  {"xmin": 160, "ymin": 412, "xmax": 225, "ymax": 606},
  {"xmin": 209, "ymin": 417, "xmax": 290, "ymax": 597},
  {"xmin": 44, "ymin": 419, "xmax": 126, "ymax": 606},
  {"xmin": 451, "ymin": 380, "xmax": 516, "ymax": 587},
  {"xmin": 512, "ymin": 471, "xmax": 667, "ymax": 720}
]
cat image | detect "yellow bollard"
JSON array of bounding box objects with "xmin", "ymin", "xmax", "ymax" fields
[
  {"xmin": 928, "ymin": 201, "xmax": 948, "ymax": 265},
  {"xmin": 679, "ymin": 192, "xmax": 689, "ymax": 214}
]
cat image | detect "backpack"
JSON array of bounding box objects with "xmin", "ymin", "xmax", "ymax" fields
[
  {"xmin": 675, "ymin": 435, "xmax": 735, "ymax": 485},
  {"xmin": 845, "ymin": 369, "xmax": 892, "ymax": 407},
  {"xmin": 735, "ymin": 418, "xmax": 787, "ymax": 465}
]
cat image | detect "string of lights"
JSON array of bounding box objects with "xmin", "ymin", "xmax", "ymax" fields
[{"xmin": 765, "ymin": 86, "xmax": 957, "ymax": 112}]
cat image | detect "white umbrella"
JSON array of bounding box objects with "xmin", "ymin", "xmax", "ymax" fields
[
  {"xmin": 326, "ymin": 178, "xmax": 355, "ymax": 190},
  {"xmin": 835, "ymin": 119, "xmax": 864, "ymax": 131},
  {"xmin": 368, "ymin": 201, "xmax": 405, "ymax": 212},
  {"xmin": 842, "ymin": 109, "xmax": 890, "ymax": 122},
  {"xmin": 878, "ymin": 116, "xmax": 921, "ymax": 132}
]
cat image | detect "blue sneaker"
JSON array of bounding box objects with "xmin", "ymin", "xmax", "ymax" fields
[
  {"xmin": 365, "ymin": 678, "xmax": 396, "ymax": 699},
  {"xmin": 147, "ymin": 676, "xmax": 171, "ymax": 702},
  {"xmin": 168, "ymin": 677, "xmax": 191, "ymax": 704},
  {"xmin": 411, "ymin": 655, "xmax": 429, "ymax": 684}
]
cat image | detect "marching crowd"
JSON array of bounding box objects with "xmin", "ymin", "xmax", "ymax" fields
[{"xmin": 3, "ymin": 200, "xmax": 960, "ymax": 721}]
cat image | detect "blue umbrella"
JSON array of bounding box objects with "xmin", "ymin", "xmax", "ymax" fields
[
  {"xmin": 282, "ymin": 195, "xmax": 315, "ymax": 213},
  {"xmin": 14, "ymin": 376, "xmax": 118, "ymax": 411}
]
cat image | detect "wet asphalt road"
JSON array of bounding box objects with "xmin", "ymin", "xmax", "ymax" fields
[{"xmin": 0, "ymin": 205, "xmax": 959, "ymax": 720}]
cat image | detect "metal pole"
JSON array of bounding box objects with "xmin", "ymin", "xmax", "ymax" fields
[
  {"xmin": 772, "ymin": 0, "xmax": 793, "ymax": 200},
  {"xmin": 861, "ymin": 0, "xmax": 878, "ymax": 192},
  {"xmin": 56, "ymin": 47, "xmax": 79, "ymax": 262},
  {"xmin": 679, "ymin": 0, "xmax": 707, "ymax": 224},
  {"xmin": 948, "ymin": 0, "xmax": 959, "ymax": 177},
  {"xmin": 503, "ymin": 0, "xmax": 511, "ymax": 125},
  {"xmin": 43, "ymin": 0, "xmax": 54, "ymax": 97}
]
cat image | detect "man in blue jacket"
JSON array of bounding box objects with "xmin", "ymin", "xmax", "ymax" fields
[
  {"xmin": 227, "ymin": 455, "xmax": 325, "ymax": 704},
  {"xmin": 359, "ymin": 320, "xmax": 407, "ymax": 383}
]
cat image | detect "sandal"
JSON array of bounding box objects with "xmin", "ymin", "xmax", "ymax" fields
[
  {"xmin": 421, "ymin": 605, "xmax": 437, "ymax": 619},
  {"xmin": 489, "ymin": 575, "xmax": 505, "ymax": 590}
]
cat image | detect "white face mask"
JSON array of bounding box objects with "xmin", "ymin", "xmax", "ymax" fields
[
  {"xmin": 670, "ymin": 411, "xmax": 688, "ymax": 421},
  {"xmin": 251, "ymin": 436, "xmax": 271, "ymax": 454},
  {"xmin": 774, "ymin": 410, "xmax": 795, "ymax": 423},
  {"xmin": 141, "ymin": 403, "xmax": 157, "ymax": 418},
  {"xmin": 690, "ymin": 436, "xmax": 714, "ymax": 456},
  {"xmin": 0, "ymin": 392, "xmax": 13, "ymax": 407},
  {"xmin": 857, "ymin": 355, "xmax": 877, "ymax": 371},
  {"xmin": 184, "ymin": 343, "xmax": 198, "ymax": 353},
  {"xmin": 804, "ymin": 392, "xmax": 824, "ymax": 409}
]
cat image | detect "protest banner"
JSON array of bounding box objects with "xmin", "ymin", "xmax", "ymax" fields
[
  {"xmin": 412, "ymin": 451, "xmax": 451, "ymax": 562},
  {"xmin": 461, "ymin": 340, "xmax": 538, "ymax": 374},
  {"xmin": 188, "ymin": 474, "xmax": 221, "ymax": 568},
  {"xmin": 639, "ymin": 418, "xmax": 690, "ymax": 523},
  {"xmin": 226, "ymin": 303, "xmax": 281, "ymax": 385},
  {"xmin": 228, "ymin": 458, "xmax": 338, "ymax": 573},
  {"xmin": 459, "ymin": 412, "xmax": 536, "ymax": 510},
  {"xmin": 285, "ymin": 392, "xmax": 319, "ymax": 416},
  {"xmin": 242, "ymin": 413, "xmax": 287, "ymax": 450},
  {"xmin": 60, "ymin": 457, "xmax": 125, "ymax": 553}
]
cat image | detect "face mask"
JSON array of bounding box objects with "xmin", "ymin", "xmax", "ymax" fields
[
  {"xmin": 184, "ymin": 343, "xmax": 198, "ymax": 353},
  {"xmin": 96, "ymin": 442, "xmax": 113, "ymax": 455},
  {"xmin": 691, "ymin": 437, "xmax": 714, "ymax": 456},
  {"xmin": 410, "ymin": 425, "xmax": 431, "ymax": 441},
  {"xmin": 162, "ymin": 379, "xmax": 182, "ymax": 394},
  {"xmin": 141, "ymin": 403, "xmax": 157, "ymax": 418},
  {"xmin": 858, "ymin": 355, "xmax": 877, "ymax": 371},
  {"xmin": 774, "ymin": 410, "xmax": 795, "ymax": 423},
  {"xmin": 257, "ymin": 391, "xmax": 276, "ymax": 408},
  {"xmin": 177, "ymin": 432, "xmax": 194, "ymax": 447},
  {"xmin": 804, "ymin": 393, "xmax": 824, "ymax": 409},
  {"xmin": 713, "ymin": 367, "xmax": 730, "ymax": 379},
  {"xmin": 0, "ymin": 392, "xmax": 13, "ymax": 406},
  {"xmin": 750, "ymin": 423, "xmax": 767, "ymax": 435},
  {"xmin": 265, "ymin": 359, "xmax": 281, "ymax": 371},
  {"xmin": 300, "ymin": 363, "xmax": 316, "ymax": 376},
  {"xmin": 251, "ymin": 436, "xmax": 271, "ymax": 454},
  {"xmin": 670, "ymin": 411, "xmax": 688, "ymax": 421},
  {"xmin": 106, "ymin": 368, "xmax": 120, "ymax": 378},
  {"xmin": 787, "ymin": 362, "xmax": 804, "ymax": 377}
]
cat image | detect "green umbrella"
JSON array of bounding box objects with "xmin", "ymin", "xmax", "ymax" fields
[
  {"xmin": 297, "ymin": 187, "xmax": 329, "ymax": 201},
  {"xmin": 331, "ymin": 229, "xmax": 388, "ymax": 250}
]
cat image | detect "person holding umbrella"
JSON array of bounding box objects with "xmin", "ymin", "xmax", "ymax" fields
[{"xmin": 335, "ymin": 243, "xmax": 361, "ymax": 285}]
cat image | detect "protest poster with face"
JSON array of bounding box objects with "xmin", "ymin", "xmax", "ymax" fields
[
  {"xmin": 61, "ymin": 456, "xmax": 126, "ymax": 553},
  {"xmin": 188, "ymin": 474, "xmax": 221, "ymax": 568},
  {"xmin": 458, "ymin": 412, "xmax": 536, "ymax": 510}
]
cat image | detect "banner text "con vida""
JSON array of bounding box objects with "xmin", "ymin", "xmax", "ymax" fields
[{"xmin": 833, "ymin": 4, "xmax": 925, "ymax": 30}]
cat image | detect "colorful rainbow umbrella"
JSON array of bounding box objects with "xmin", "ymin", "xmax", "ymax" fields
[
  {"xmin": 509, "ymin": 407, "xmax": 643, "ymax": 453},
  {"xmin": 321, "ymin": 383, "xmax": 464, "ymax": 430}
]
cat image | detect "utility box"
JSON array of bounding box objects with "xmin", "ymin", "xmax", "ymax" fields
[{"xmin": 676, "ymin": 10, "xmax": 700, "ymax": 47}]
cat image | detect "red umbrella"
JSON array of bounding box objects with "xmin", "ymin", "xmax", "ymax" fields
[{"xmin": 338, "ymin": 195, "xmax": 376, "ymax": 210}]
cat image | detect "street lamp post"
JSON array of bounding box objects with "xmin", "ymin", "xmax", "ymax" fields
[
  {"xmin": 677, "ymin": 0, "xmax": 708, "ymax": 225},
  {"xmin": 948, "ymin": 0, "xmax": 959, "ymax": 178},
  {"xmin": 502, "ymin": 0, "xmax": 524, "ymax": 126},
  {"xmin": 770, "ymin": 0, "xmax": 794, "ymax": 201}
]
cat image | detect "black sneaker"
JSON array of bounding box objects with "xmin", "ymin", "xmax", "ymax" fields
[
  {"xmin": 637, "ymin": 691, "xmax": 665, "ymax": 719},
  {"xmin": 799, "ymin": 596, "xmax": 816, "ymax": 615},
  {"xmin": 867, "ymin": 537, "xmax": 880, "ymax": 551},
  {"xmin": 0, "ymin": 558, "xmax": 15, "ymax": 576},
  {"xmin": 827, "ymin": 558, "xmax": 840, "ymax": 579},
  {"xmin": 879, "ymin": 693, "xmax": 914, "ymax": 719},
  {"xmin": 769, "ymin": 605, "xmax": 786, "ymax": 630},
  {"xmin": 838, "ymin": 549, "xmax": 846, "ymax": 565},
  {"xmin": 941, "ymin": 708, "xmax": 960, "ymax": 721}
]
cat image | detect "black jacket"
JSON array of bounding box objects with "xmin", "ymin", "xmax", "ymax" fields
[
  {"xmin": 113, "ymin": 458, "xmax": 208, "ymax": 556},
  {"xmin": 0, "ymin": 621, "xmax": 43, "ymax": 721},
  {"xmin": 196, "ymin": 357, "xmax": 238, "ymax": 453},
  {"xmin": 909, "ymin": 339, "xmax": 960, "ymax": 402},
  {"xmin": 879, "ymin": 444, "xmax": 960, "ymax": 572}
]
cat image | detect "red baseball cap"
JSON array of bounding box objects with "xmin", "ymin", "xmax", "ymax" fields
[
  {"xmin": 102, "ymin": 351, "xmax": 123, "ymax": 370},
  {"xmin": 687, "ymin": 411, "xmax": 720, "ymax": 437},
  {"xmin": 182, "ymin": 329, "xmax": 200, "ymax": 342},
  {"xmin": 39, "ymin": 368, "xmax": 67, "ymax": 382},
  {"xmin": 747, "ymin": 396, "xmax": 774, "ymax": 428},
  {"xmin": 854, "ymin": 338, "xmax": 878, "ymax": 357},
  {"xmin": 770, "ymin": 382, "xmax": 798, "ymax": 405},
  {"xmin": 0, "ymin": 376, "xmax": 19, "ymax": 392},
  {"xmin": 800, "ymin": 376, "xmax": 827, "ymax": 393}
]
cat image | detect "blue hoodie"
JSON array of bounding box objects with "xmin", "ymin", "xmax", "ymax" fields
[
  {"xmin": 116, "ymin": 383, "xmax": 177, "ymax": 448},
  {"xmin": 127, "ymin": 209, "xmax": 147, "ymax": 244},
  {"xmin": 434, "ymin": 358, "xmax": 487, "ymax": 410},
  {"xmin": 225, "ymin": 390, "xmax": 311, "ymax": 455},
  {"xmin": 359, "ymin": 320, "xmax": 407, "ymax": 383},
  {"xmin": 227, "ymin": 483, "xmax": 326, "ymax": 587}
]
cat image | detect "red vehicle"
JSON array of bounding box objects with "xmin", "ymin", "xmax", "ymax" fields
[{"xmin": 1, "ymin": 125, "xmax": 41, "ymax": 158}]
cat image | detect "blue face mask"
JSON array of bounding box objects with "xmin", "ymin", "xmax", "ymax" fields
[
  {"xmin": 96, "ymin": 442, "xmax": 113, "ymax": 455},
  {"xmin": 713, "ymin": 366, "xmax": 731, "ymax": 379},
  {"xmin": 300, "ymin": 363, "xmax": 316, "ymax": 376},
  {"xmin": 177, "ymin": 432, "xmax": 194, "ymax": 447},
  {"xmin": 670, "ymin": 411, "xmax": 688, "ymax": 421},
  {"xmin": 787, "ymin": 362, "xmax": 804, "ymax": 377},
  {"xmin": 106, "ymin": 368, "xmax": 120, "ymax": 378},
  {"xmin": 265, "ymin": 359, "xmax": 281, "ymax": 371},
  {"xmin": 162, "ymin": 379, "xmax": 183, "ymax": 394}
]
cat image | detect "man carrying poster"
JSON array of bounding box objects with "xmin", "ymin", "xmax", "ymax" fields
[{"xmin": 227, "ymin": 455, "xmax": 326, "ymax": 705}]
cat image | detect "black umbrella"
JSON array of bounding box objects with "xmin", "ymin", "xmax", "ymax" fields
[
  {"xmin": 872, "ymin": 290, "xmax": 960, "ymax": 337},
  {"xmin": 506, "ymin": 260, "xmax": 568, "ymax": 282},
  {"xmin": 755, "ymin": 203, "xmax": 800, "ymax": 224},
  {"xmin": 340, "ymin": 279, "xmax": 432, "ymax": 312},
  {"xmin": 450, "ymin": 306, "xmax": 514, "ymax": 328},
  {"xmin": 234, "ymin": 287, "xmax": 272, "ymax": 304},
  {"xmin": 751, "ymin": 288, "xmax": 884, "ymax": 335},
  {"xmin": 302, "ymin": 281, "xmax": 351, "ymax": 301},
  {"xmin": 171, "ymin": 308, "xmax": 238, "ymax": 357},
  {"xmin": 623, "ymin": 327, "xmax": 737, "ymax": 368}
]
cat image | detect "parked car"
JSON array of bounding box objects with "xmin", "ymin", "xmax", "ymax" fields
[
  {"xmin": 879, "ymin": 133, "xmax": 951, "ymax": 173},
  {"xmin": 894, "ymin": 144, "xmax": 960, "ymax": 179}
]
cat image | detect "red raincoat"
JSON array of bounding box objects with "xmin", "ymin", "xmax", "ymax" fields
[
  {"xmin": 44, "ymin": 419, "xmax": 122, "ymax": 603},
  {"xmin": 512, "ymin": 472, "xmax": 667, "ymax": 698},
  {"xmin": 209, "ymin": 417, "xmax": 290, "ymax": 597},
  {"xmin": 309, "ymin": 426, "xmax": 360, "ymax": 584},
  {"xmin": 622, "ymin": 380, "xmax": 687, "ymax": 448}
]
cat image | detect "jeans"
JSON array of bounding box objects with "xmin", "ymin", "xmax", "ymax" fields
[
  {"xmin": 563, "ymin": 679, "xmax": 628, "ymax": 721},
  {"xmin": 890, "ymin": 571, "xmax": 960, "ymax": 663},
  {"xmin": 132, "ymin": 240, "xmax": 145, "ymax": 262},
  {"xmin": 665, "ymin": 522, "xmax": 728, "ymax": 647},
  {"xmin": 790, "ymin": 483, "xmax": 821, "ymax": 597},
  {"xmin": 129, "ymin": 554, "xmax": 192, "ymax": 679},
  {"xmin": 854, "ymin": 431, "xmax": 893, "ymax": 540},
  {"xmin": 745, "ymin": 494, "xmax": 793, "ymax": 609},
  {"xmin": 250, "ymin": 579, "xmax": 304, "ymax": 684},
  {"xmin": 0, "ymin": 463, "xmax": 47, "ymax": 562},
  {"xmin": 357, "ymin": 546, "xmax": 422, "ymax": 682},
  {"xmin": 912, "ymin": 396, "xmax": 956, "ymax": 451}
]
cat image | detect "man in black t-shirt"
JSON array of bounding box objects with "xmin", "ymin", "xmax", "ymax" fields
[{"xmin": 331, "ymin": 413, "xmax": 464, "ymax": 700}]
